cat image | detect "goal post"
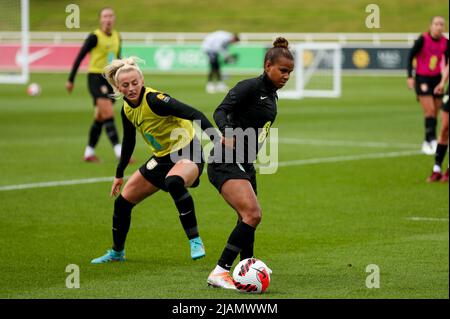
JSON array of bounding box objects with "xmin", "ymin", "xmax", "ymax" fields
[
  {"xmin": 278, "ymin": 42, "xmax": 342, "ymax": 99},
  {"xmin": 0, "ymin": 0, "xmax": 29, "ymax": 84}
]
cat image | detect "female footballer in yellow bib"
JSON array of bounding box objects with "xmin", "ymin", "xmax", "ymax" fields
[
  {"xmin": 91, "ymin": 57, "xmax": 219, "ymax": 263},
  {"xmin": 66, "ymin": 7, "xmax": 123, "ymax": 162}
]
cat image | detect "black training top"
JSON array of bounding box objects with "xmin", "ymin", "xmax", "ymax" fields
[
  {"xmin": 116, "ymin": 87, "xmax": 218, "ymax": 178},
  {"xmin": 212, "ymin": 73, "xmax": 278, "ymax": 163}
]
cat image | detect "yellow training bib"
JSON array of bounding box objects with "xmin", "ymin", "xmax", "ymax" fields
[
  {"xmin": 88, "ymin": 29, "xmax": 120, "ymax": 73},
  {"xmin": 123, "ymin": 87, "xmax": 194, "ymax": 157}
]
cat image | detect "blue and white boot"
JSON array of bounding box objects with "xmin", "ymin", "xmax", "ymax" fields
[
  {"xmin": 190, "ymin": 237, "xmax": 205, "ymax": 260},
  {"xmin": 91, "ymin": 249, "xmax": 125, "ymax": 264}
]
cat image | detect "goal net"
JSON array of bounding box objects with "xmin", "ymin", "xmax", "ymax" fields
[
  {"xmin": 0, "ymin": 0, "xmax": 29, "ymax": 84},
  {"xmin": 278, "ymin": 43, "xmax": 342, "ymax": 99}
]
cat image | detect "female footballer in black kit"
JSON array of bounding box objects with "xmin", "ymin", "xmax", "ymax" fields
[{"xmin": 206, "ymin": 38, "xmax": 294, "ymax": 289}]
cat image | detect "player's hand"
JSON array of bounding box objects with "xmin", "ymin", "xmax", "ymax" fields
[
  {"xmin": 407, "ymin": 77, "xmax": 415, "ymax": 90},
  {"xmin": 111, "ymin": 177, "xmax": 123, "ymax": 197},
  {"xmin": 66, "ymin": 81, "xmax": 74, "ymax": 94},
  {"xmin": 434, "ymin": 83, "xmax": 445, "ymax": 95},
  {"xmin": 221, "ymin": 136, "xmax": 235, "ymax": 149},
  {"xmin": 224, "ymin": 55, "xmax": 237, "ymax": 64}
]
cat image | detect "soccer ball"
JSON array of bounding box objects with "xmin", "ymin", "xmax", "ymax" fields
[
  {"xmin": 232, "ymin": 258, "xmax": 272, "ymax": 293},
  {"xmin": 27, "ymin": 83, "xmax": 41, "ymax": 96}
]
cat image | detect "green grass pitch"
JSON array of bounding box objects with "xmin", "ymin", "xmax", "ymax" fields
[
  {"xmin": 0, "ymin": 72, "xmax": 448, "ymax": 298},
  {"xmin": 26, "ymin": 0, "xmax": 448, "ymax": 33}
]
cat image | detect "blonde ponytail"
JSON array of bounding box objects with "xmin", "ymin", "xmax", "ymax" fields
[{"xmin": 103, "ymin": 56, "xmax": 144, "ymax": 98}]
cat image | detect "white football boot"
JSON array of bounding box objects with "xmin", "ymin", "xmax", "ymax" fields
[
  {"xmin": 207, "ymin": 271, "xmax": 237, "ymax": 290},
  {"xmin": 206, "ymin": 82, "xmax": 216, "ymax": 94}
]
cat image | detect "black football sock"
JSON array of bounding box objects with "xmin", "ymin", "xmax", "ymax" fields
[
  {"xmin": 88, "ymin": 120, "xmax": 103, "ymax": 148},
  {"xmin": 236, "ymin": 219, "xmax": 254, "ymax": 260},
  {"xmin": 435, "ymin": 143, "xmax": 448, "ymax": 167},
  {"xmin": 218, "ymin": 221, "xmax": 256, "ymax": 271},
  {"xmin": 425, "ymin": 117, "xmax": 437, "ymax": 142},
  {"xmin": 104, "ymin": 118, "xmax": 120, "ymax": 146},
  {"xmin": 240, "ymin": 243, "xmax": 254, "ymax": 261},
  {"xmin": 165, "ymin": 175, "xmax": 199, "ymax": 240},
  {"xmin": 112, "ymin": 195, "xmax": 135, "ymax": 252},
  {"xmin": 430, "ymin": 117, "xmax": 437, "ymax": 141}
]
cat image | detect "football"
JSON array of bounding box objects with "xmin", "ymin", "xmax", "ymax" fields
[
  {"xmin": 27, "ymin": 83, "xmax": 41, "ymax": 96},
  {"xmin": 232, "ymin": 258, "xmax": 272, "ymax": 293}
]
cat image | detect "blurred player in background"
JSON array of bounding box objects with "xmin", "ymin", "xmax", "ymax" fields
[
  {"xmin": 206, "ymin": 38, "xmax": 294, "ymax": 289},
  {"xmin": 428, "ymin": 60, "xmax": 449, "ymax": 182},
  {"xmin": 407, "ymin": 16, "xmax": 449, "ymax": 155},
  {"xmin": 91, "ymin": 57, "xmax": 220, "ymax": 264},
  {"xmin": 66, "ymin": 7, "xmax": 123, "ymax": 163},
  {"xmin": 202, "ymin": 31, "xmax": 240, "ymax": 94}
]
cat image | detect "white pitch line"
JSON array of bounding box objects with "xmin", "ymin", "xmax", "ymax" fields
[
  {"xmin": 0, "ymin": 176, "xmax": 115, "ymax": 191},
  {"xmin": 406, "ymin": 217, "xmax": 449, "ymax": 222},
  {"xmin": 0, "ymin": 150, "xmax": 423, "ymax": 192},
  {"xmin": 278, "ymin": 137, "xmax": 419, "ymax": 149},
  {"xmin": 260, "ymin": 150, "xmax": 422, "ymax": 168}
]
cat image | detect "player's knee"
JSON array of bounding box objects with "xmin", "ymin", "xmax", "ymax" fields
[
  {"xmin": 244, "ymin": 206, "xmax": 262, "ymax": 226},
  {"xmin": 94, "ymin": 113, "xmax": 103, "ymax": 122}
]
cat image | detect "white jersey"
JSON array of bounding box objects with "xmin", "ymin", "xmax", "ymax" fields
[{"xmin": 202, "ymin": 31, "xmax": 234, "ymax": 54}]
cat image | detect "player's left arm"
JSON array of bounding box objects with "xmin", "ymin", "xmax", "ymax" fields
[
  {"xmin": 406, "ymin": 35, "xmax": 424, "ymax": 90},
  {"xmin": 213, "ymin": 80, "xmax": 251, "ymax": 133}
]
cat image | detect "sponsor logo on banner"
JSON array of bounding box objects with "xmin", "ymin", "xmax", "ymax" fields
[
  {"xmin": 0, "ymin": 44, "xmax": 89, "ymax": 71},
  {"xmin": 154, "ymin": 47, "xmax": 176, "ymax": 70},
  {"xmin": 352, "ymin": 49, "xmax": 370, "ymax": 69},
  {"xmin": 377, "ymin": 50, "xmax": 401, "ymax": 68}
]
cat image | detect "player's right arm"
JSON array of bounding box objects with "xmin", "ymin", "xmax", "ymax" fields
[
  {"xmin": 66, "ymin": 33, "xmax": 97, "ymax": 93},
  {"xmin": 407, "ymin": 35, "xmax": 424, "ymax": 89},
  {"xmin": 112, "ymin": 107, "xmax": 136, "ymax": 197},
  {"xmin": 213, "ymin": 81, "xmax": 250, "ymax": 148}
]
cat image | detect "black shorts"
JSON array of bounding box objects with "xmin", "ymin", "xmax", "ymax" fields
[
  {"xmin": 206, "ymin": 52, "xmax": 220, "ymax": 71},
  {"xmin": 207, "ymin": 162, "xmax": 257, "ymax": 195},
  {"xmin": 139, "ymin": 138, "xmax": 205, "ymax": 192},
  {"xmin": 415, "ymin": 75, "xmax": 443, "ymax": 98},
  {"xmin": 87, "ymin": 73, "xmax": 115, "ymax": 105}
]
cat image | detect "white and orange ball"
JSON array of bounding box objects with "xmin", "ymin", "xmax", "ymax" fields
[
  {"xmin": 232, "ymin": 258, "xmax": 272, "ymax": 293},
  {"xmin": 27, "ymin": 83, "xmax": 41, "ymax": 96}
]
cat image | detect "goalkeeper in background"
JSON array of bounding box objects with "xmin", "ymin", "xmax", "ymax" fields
[{"xmin": 202, "ymin": 31, "xmax": 240, "ymax": 94}]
